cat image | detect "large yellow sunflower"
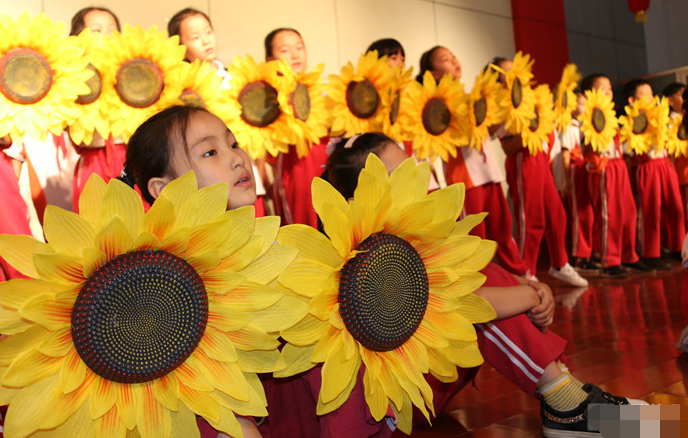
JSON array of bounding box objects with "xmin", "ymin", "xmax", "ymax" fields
[
  {"xmin": 578, "ymin": 88, "xmax": 618, "ymax": 153},
  {"xmin": 0, "ymin": 12, "xmax": 92, "ymax": 143},
  {"xmin": 519, "ymin": 84, "xmax": 555, "ymax": 155},
  {"xmin": 106, "ymin": 25, "xmax": 186, "ymax": 142},
  {"xmin": 68, "ymin": 29, "xmax": 117, "ymax": 146},
  {"xmin": 503, "ymin": 52, "xmax": 536, "ymax": 135},
  {"xmin": 274, "ymin": 60, "xmax": 330, "ymax": 158},
  {"xmin": 275, "ymin": 155, "xmax": 497, "ymax": 433},
  {"xmin": 619, "ymin": 95, "xmax": 657, "ymax": 155},
  {"xmin": 406, "ymin": 71, "xmax": 468, "ymax": 161},
  {"xmin": 381, "ymin": 65, "xmax": 415, "ymax": 143},
  {"xmin": 0, "ymin": 172, "xmax": 299, "ymax": 438},
  {"xmin": 327, "ymin": 51, "xmax": 397, "ymax": 138},
  {"xmin": 458, "ymin": 68, "xmax": 508, "ymax": 149},
  {"xmin": 667, "ymin": 115, "xmax": 688, "ymax": 158},
  {"xmin": 225, "ymin": 55, "xmax": 294, "ymax": 159},
  {"xmin": 554, "ymin": 64, "xmax": 581, "ymax": 134},
  {"xmin": 169, "ymin": 60, "xmax": 234, "ymax": 125}
]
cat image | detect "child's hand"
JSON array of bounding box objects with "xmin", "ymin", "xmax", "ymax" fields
[{"xmin": 527, "ymin": 281, "xmax": 554, "ymax": 331}]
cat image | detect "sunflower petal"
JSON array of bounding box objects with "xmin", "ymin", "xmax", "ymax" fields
[
  {"xmin": 278, "ymin": 259, "xmax": 335, "ymax": 298},
  {"xmin": 82, "ymin": 247, "xmax": 108, "ymax": 279},
  {"xmin": 320, "ymin": 335, "xmax": 361, "ymax": 404},
  {"xmin": 235, "ymin": 349, "xmax": 284, "ymax": 373},
  {"xmin": 178, "ymin": 383, "xmax": 220, "ymax": 423},
  {"xmin": 169, "ymin": 403, "xmax": 200, "ymax": 438},
  {"xmin": 200, "ymin": 270, "xmax": 245, "ymax": 295},
  {"xmin": 315, "ymin": 363, "xmax": 358, "ymax": 416},
  {"xmin": 458, "ymin": 294, "xmax": 497, "ymax": 323},
  {"xmin": 3, "ymin": 373, "xmax": 61, "ymax": 438},
  {"xmin": 308, "ymin": 289, "xmax": 338, "ymax": 320},
  {"xmin": 238, "ymin": 245, "xmax": 297, "ymax": 285},
  {"xmin": 277, "ymin": 224, "xmax": 342, "ymax": 268},
  {"xmin": 214, "ymin": 282, "xmax": 282, "ymax": 312},
  {"xmin": 79, "ymin": 174, "xmax": 107, "ymax": 227},
  {"xmin": 251, "ymin": 292, "xmax": 310, "ymax": 333},
  {"xmin": 453, "ymin": 212, "xmax": 489, "ymax": 236},
  {"xmin": 33, "ymin": 253, "xmax": 84, "ymax": 285},
  {"xmin": 197, "ymin": 326, "xmax": 238, "ymax": 363},
  {"xmin": 441, "ymin": 339, "xmax": 485, "ymax": 368},
  {"xmin": 140, "ymin": 196, "xmax": 175, "ymax": 241},
  {"xmin": 115, "ymin": 382, "xmax": 137, "ymax": 430},
  {"xmin": 207, "ymin": 301, "xmax": 252, "ymax": 332},
  {"xmin": 197, "ymin": 183, "xmax": 229, "ymax": 224},
  {"xmin": 274, "ymin": 344, "xmax": 316, "ymax": 377},
  {"xmin": 37, "ymin": 327, "xmax": 73, "ymax": 358},
  {"xmin": 19, "ymin": 293, "xmax": 72, "ymax": 330},
  {"xmin": 0, "ymin": 278, "xmax": 64, "ymax": 308},
  {"xmin": 252, "ymin": 215, "xmax": 281, "ymax": 256},
  {"xmin": 0, "ymin": 326, "xmax": 50, "ymax": 365},
  {"xmin": 96, "ymin": 406, "xmax": 127, "ymax": 438},
  {"xmin": 43, "ymin": 206, "xmax": 96, "ymax": 256},
  {"xmin": 101, "ymin": 178, "xmax": 144, "ymax": 239},
  {"xmin": 152, "ymin": 373, "xmax": 180, "ymax": 411},
  {"xmin": 225, "ymin": 326, "xmax": 280, "ymax": 351},
  {"xmin": 0, "ymin": 304, "xmax": 31, "ymax": 334},
  {"xmin": 281, "ymin": 313, "xmax": 328, "ymax": 346},
  {"xmin": 204, "ymin": 405, "xmax": 243, "ymax": 438},
  {"xmin": 90, "ymin": 376, "xmax": 117, "ymax": 419},
  {"xmin": 60, "ymin": 349, "xmax": 89, "ymax": 394},
  {"xmin": 0, "ymin": 234, "xmax": 52, "ymax": 278},
  {"xmin": 95, "ymin": 217, "xmax": 135, "ymax": 260}
]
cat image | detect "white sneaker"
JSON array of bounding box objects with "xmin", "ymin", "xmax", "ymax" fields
[
  {"xmin": 524, "ymin": 270, "xmax": 539, "ymax": 282},
  {"xmin": 548, "ymin": 263, "xmax": 589, "ymax": 287}
]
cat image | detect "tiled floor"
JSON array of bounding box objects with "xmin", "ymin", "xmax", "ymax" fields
[{"xmin": 395, "ymin": 260, "xmax": 688, "ymax": 437}]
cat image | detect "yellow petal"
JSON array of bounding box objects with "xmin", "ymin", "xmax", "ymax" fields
[
  {"xmin": 210, "ymin": 380, "xmax": 268, "ymax": 417},
  {"xmin": 216, "ymin": 208, "xmax": 255, "ymax": 258},
  {"xmin": 186, "ymin": 249, "xmax": 221, "ymax": 273},
  {"xmin": 315, "ymin": 362, "xmax": 357, "ymax": 416},
  {"xmin": 320, "ymin": 336, "xmax": 361, "ymax": 404},
  {"xmin": 441, "ymin": 339, "xmax": 485, "ymax": 368},
  {"xmin": 152, "ymin": 373, "xmax": 180, "ymax": 411},
  {"xmin": 33, "ymin": 253, "xmax": 84, "ymax": 285},
  {"xmin": 235, "ymin": 349, "xmax": 284, "ymax": 373},
  {"xmin": 386, "ymin": 200, "xmax": 435, "ymax": 236},
  {"xmin": 363, "ymin": 366, "xmax": 389, "ymax": 421},
  {"xmin": 424, "ymin": 308, "xmax": 477, "ymax": 342},
  {"xmin": 82, "ymin": 247, "xmax": 108, "ymax": 279},
  {"xmin": 178, "ymin": 383, "xmax": 220, "ymax": 424},
  {"xmin": 0, "ymin": 304, "xmax": 31, "ymax": 334},
  {"xmin": 207, "ymin": 301, "xmax": 252, "ymax": 332},
  {"xmin": 311, "ymin": 178, "xmax": 353, "ymax": 258},
  {"xmin": 238, "ymin": 244, "xmax": 297, "ymax": 285},
  {"xmin": 278, "ymin": 259, "xmax": 335, "ymax": 298},
  {"xmin": 425, "ymin": 184, "xmax": 463, "ymax": 224},
  {"xmin": 169, "ymin": 402, "xmax": 200, "ymax": 438},
  {"xmin": 0, "ymin": 326, "xmax": 50, "ymax": 365},
  {"xmin": 174, "ymin": 360, "xmax": 214, "ymax": 392},
  {"xmin": 33, "ymin": 392, "xmax": 94, "ymax": 438},
  {"xmin": 454, "ymin": 240, "xmax": 497, "ymax": 271},
  {"xmin": 182, "ymin": 219, "xmax": 232, "ymax": 259},
  {"xmin": 252, "ymin": 215, "xmax": 281, "ymax": 256},
  {"xmin": 37, "ymin": 327, "xmax": 73, "ymax": 358},
  {"xmin": 90, "ymin": 376, "xmax": 117, "ymax": 419},
  {"xmin": 389, "ymin": 157, "xmax": 420, "ymax": 211},
  {"xmin": 457, "ymin": 294, "xmax": 497, "ymax": 323},
  {"xmin": 200, "ymin": 270, "xmax": 245, "ymax": 295},
  {"xmin": 136, "ymin": 384, "xmax": 170, "ymax": 438},
  {"xmin": 277, "ymin": 224, "xmax": 342, "ymax": 268},
  {"xmin": 140, "ymin": 196, "xmax": 176, "ymax": 241},
  {"xmin": 96, "ymin": 406, "xmax": 127, "ymax": 438},
  {"xmin": 281, "ymin": 313, "xmax": 328, "ymax": 346},
  {"xmin": 453, "ymin": 212, "xmax": 489, "ymax": 236},
  {"xmin": 197, "ymin": 183, "xmax": 230, "ymax": 224},
  {"xmin": 158, "ymin": 171, "xmax": 199, "ymax": 231},
  {"xmin": 0, "ymin": 278, "xmax": 64, "ymax": 308},
  {"xmin": 441, "ymin": 272, "xmax": 487, "ymax": 297},
  {"xmin": 226, "ymin": 326, "xmax": 280, "ymax": 351},
  {"xmin": 43, "ymin": 206, "xmax": 97, "ymax": 256},
  {"xmin": 101, "ymin": 178, "xmax": 144, "ymax": 239},
  {"xmin": 195, "ymin": 352, "xmax": 251, "ymax": 402},
  {"xmin": 4, "ymin": 373, "xmax": 61, "ymax": 437},
  {"xmin": 0, "ymin": 234, "xmax": 52, "ymax": 278},
  {"xmin": 213, "ymin": 282, "xmax": 282, "ymax": 312},
  {"xmin": 60, "ymin": 349, "xmax": 89, "ymax": 394},
  {"xmin": 159, "ymin": 227, "xmax": 191, "ymax": 255},
  {"xmin": 204, "ymin": 405, "xmax": 243, "ymax": 438},
  {"xmin": 19, "ymin": 293, "xmax": 72, "ymax": 330},
  {"xmin": 79, "ymin": 174, "xmax": 107, "ymax": 228},
  {"xmin": 95, "ymin": 217, "xmax": 135, "ymax": 260},
  {"xmin": 250, "ymin": 292, "xmax": 310, "ymax": 333},
  {"xmin": 274, "ymin": 344, "xmax": 317, "ymax": 378},
  {"xmin": 39, "ymin": 372, "xmax": 95, "ymax": 431},
  {"xmin": 413, "ymin": 318, "xmax": 450, "ymax": 350},
  {"xmin": 198, "ymin": 326, "xmax": 238, "ymax": 363},
  {"xmin": 115, "ymin": 382, "xmax": 137, "ymax": 430}
]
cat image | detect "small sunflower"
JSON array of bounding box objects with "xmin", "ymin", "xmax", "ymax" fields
[
  {"xmin": 503, "ymin": 52, "xmax": 536, "ymax": 135},
  {"xmin": 578, "ymin": 88, "xmax": 618, "ymax": 153},
  {"xmin": 106, "ymin": 25, "xmax": 186, "ymax": 142},
  {"xmin": 275, "ymin": 155, "xmax": 497, "ymax": 433},
  {"xmin": 225, "ymin": 55, "xmax": 294, "ymax": 159},
  {"xmin": 458, "ymin": 68, "xmax": 508, "ymax": 149},
  {"xmin": 0, "ymin": 172, "xmax": 299, "ymax": 438},
  {"xmin": 68, "ymin": 29, "xmax": 117, "ymax": 146},
  {"xmin": 0, "ymin": 12, "xmax": 92, "ymax": 143},
  {"xmin": 406, "ymin": 71, "xmax": 468, "ymax": 161},
  {"xmin": 619, "ymin": 96, "xmax": 657, "ymax": 155},
  {"xmin": 519, "ymin": 84, "xmax": 555, "ymax": 155},
  {"xmin": 667, "ymin": 114, "xmax": 688, "ymax": 158},
  {"xmin": 653, "ymin": 97, "xmax": 671, "ymax": 153},
  {"xmin": 274, "ymin": 60, "xmax": 330, "ymax": 158},
  {"xmin": 169, "ymin": 60, "xmax": 234, "ymax": 124},
  {"xmin": 381, "ymin": 65, "xmax": 415, "ymax": 143},
  {"xmin": 327, "ymin": 51, "xmax": 398, "ymax": 138},
  {"xmin": 554, "ymin": 64, "xmax": 581, "ymax": 134}
]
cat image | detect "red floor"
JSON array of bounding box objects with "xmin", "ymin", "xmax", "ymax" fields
[{"xmin": 395, "ymin": 260, "xmax": 688, "ymax": 437}]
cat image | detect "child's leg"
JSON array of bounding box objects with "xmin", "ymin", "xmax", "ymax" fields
[
  {"xmin": 636, "ymin": 160, "xmax": 663, "ymax": 258},
  {"xmin": 616, "ymin": 160, "xmax": 640, "ymax": 264},
  {"xmin": 659, "ymin": 157, "xmax": 686, "ymax": 252},
  {"xmin": 589, "ymin": 166, "xmax": 623, "ymax": 267},
  {"xmin": 542, "ymin": 169, "xmax": 569, "ymax": 269},
  {"xmin": 571, "ymin": 163, "xmax": 594, "ymax": 259}
]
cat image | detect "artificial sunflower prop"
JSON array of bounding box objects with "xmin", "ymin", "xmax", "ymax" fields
[
  {"xmin": 554, "ymin": 64, "xmax": 581, "ymax": 134},
  {"xmin": 106, "ymin": 25, "xmax": 186, "ymax": 142},
  {"xmin": 170, "ymin": 60, "xmax": 233, "ymax": 124},
  {"xmin": 579, "ymin": 88, "xmax": 618, "ymax": 153},
  {"xmin": 502, "ymin": 52, "xmax": 536, "ymax": 135},
  {"xmin": 274, "ymin": 60, "xmax": 330, "ymax": 158},
  {"xmin": 275, "ymin": 155, "xmax": 497, "ymax": 433},
  {"xmin": 519, "ymin": 84, "xmax": 556, "ymax": 155},
  {"xmin": 68, "ymin": 29, "xmax": 117, "ymax": 146},
  {"xmin": 619, "ymin": 95, "xmax": 658, "ymax": 155},
  {"xmin": 225, "ymin": 55, "xmax": 294, "ymax": 159},
  {"xmin": 667, "ymin": 115, "xmax": 688, "ymax": 158},
  {"xmin": 0, "ymin": 12, "xmax": 92, "ymax": 143},
  {"xmin": 0, "ymin": 172, "xmax": 299, "ymax": 438},
  {"xmin": 406, "ymin": 71, "xmax": 468, "ymax": 161},
  {"xmin": 381, "ymin": 65, "xmax": 415, "ymax": 143},
  {"xmin": 327, "ymin": 51, "xmax": 397, "ymax": 138},
  {"xmin": 458, "ymin": 68, "xmax": 508, "ymax": 149}
]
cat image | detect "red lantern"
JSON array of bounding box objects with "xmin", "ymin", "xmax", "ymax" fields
[{"xmin": 627, "ymin": 0, "xmax": 650, "ymax": 23}]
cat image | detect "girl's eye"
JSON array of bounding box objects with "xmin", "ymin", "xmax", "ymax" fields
[{"xmin": 203, "ymin": 150, "xmax": 217, "ymax": 157}]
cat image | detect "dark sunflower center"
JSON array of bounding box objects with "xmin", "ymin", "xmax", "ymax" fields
[
  {"xmin": 592, "ymin": 107, "xmax": 606, "ymax": 134},
  {"xmin": 632, "ymin": 112, "xmax": 648, "ymax": 135},
  {"xmin": 180, "ymin": 89, "xmax": 206, "ymax": 108},
  {"xmin": 529, "ymin": 106, "xmax": 540, "ymax": 132},
  {"xmin": 679, "ymin": 124, "xmax": 687, "ymax": 141},
  {"xmin": 511, "ymin": 77, "xmax": 522, "ymax": 108},
  {"xmin": 474, "ymin": 95, "xmax": 488, "ymax": 126},
  {"xmin": 71, "ymin": 250, "xmax": 208, "ymax": 384},
  {"xmin": 115, "ymin": 58, "xmax": 165, "ymax": 108},
  {"xmin": 389, "ymin": 91, "xmax": 401, "ymax": 125},
  {"xmin": 422, "ymin": 98, "xmax": 450, "ymax": 136},
  {"xmin": 0, "ymin": 48, "xmax": 53, "ymax": 104},
  {"xmin": 346, "ymin": 79, "xmax": 379, "ymax": 119},
  {"xmin": 290, "ymin": 81, "xmax": 311, "ymax": 121},
  {"xmin": 339, "ymin": 233, "xmax": 429, "ymax": 352},
  {"xmin": 561, "ymin": 89, "xmax": 568, "ymax": 109},
  {"xmin": 76, "ymin": 63, "xmax": 103, "ymax": 105},
  {"xmin": 239, "ymin": 80, "xmax": 281, "ymax": 127}
]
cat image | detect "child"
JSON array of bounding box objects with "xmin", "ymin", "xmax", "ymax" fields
[
  {"xmin": 167, "ymin": 8, "xmax": 267, "ymax": 215},
  {"xmin": 560, "ymin": 92, "xmax": 598, "ymax": 272},
  {"xmin": 580, "ymin": 74, "xmax": 652, "ymax": 278},
  {"xmin": 622, "ymin": 78, "xmax": 684, "ymax": 269},
  {"xmin": 263, "ymin": 28, "xmax": 329, "ymax": 228}
]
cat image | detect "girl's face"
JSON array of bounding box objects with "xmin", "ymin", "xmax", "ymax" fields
[
  {"xmin": 593, "ymin": 77, "xmax": 613, "ymax": 98},
  {"xmin": 179, "ymin": 14, "xmax": 217, "ymax": 63},
  {"xmin": 431, "ymin": 47, "xmax": 462, "ymax": 81},
  {"xmin": 387, "ymin": 51, "xmax": 405, "ymax": 69},
  {"xmin": 268, "ymin": 30, "xmax": 307, "ymax": 74},
  {"xmin": 84, "ymin": 10, "xmax": 118, "ymax": 35},
  {"xmin": 630, "ymin": 83, "xmax": 653, "ymax": 104},
  {"xmin": 376, "ymin": 141, "xmax": 409, "ymax": 174},
  {"xmin": 166, "ymin": 111, "xmax": 256, "ymax": 210}
]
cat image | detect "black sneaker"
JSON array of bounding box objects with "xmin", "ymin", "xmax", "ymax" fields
[
  {"xmin": 574, "ymin": 258, "xmax": 601, "ymax": 273},
  {"xmin": 541, "ymin": 383, "xmax": 648, "ymax": 437},
  {"xmin": 643, "ymin": 257, "xmax": 672, "ymax": 271},
  {"xmin": 623, "ymin": 260, "xmax": 655, "ymax": 272},
  {"xmin": 601, "ymin": 265, "xmax": 629, "ymax": 278}
]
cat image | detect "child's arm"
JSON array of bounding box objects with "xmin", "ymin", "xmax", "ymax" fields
[
  {"xmin": 561, "ymin": 148, "xmax": 571, "ymax": 196},
  {"xmin": 475, "ymin": 282, "xmax": 555, "ymax": 329}
]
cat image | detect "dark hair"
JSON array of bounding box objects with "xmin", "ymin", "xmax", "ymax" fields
[
  {"xmin": 416, "ymin": 46, "xmax": 443, "ymax": 83},
  {"xmin": 580, "ymin": 73, "xmax": 609, "ymax": 92},
  {"xmin": 326, "ymin": 132, "xmax": 395, "ymax": 200},
  {"xmin": 124, "ymin": 105, "xmax": 211, "ymax": 204},
  {"xmin": 168, "ymin": 8, "xmax": 212, "ymax": 39},
  {"xmin": 264, "ymin": 28, "xmax": 302, "ymax": 60},
  {"xmin": 483, "ymin": 56, "xmax": 509, "ymax": 81},
  {"xmin": 366, "ymin": 38, "xmax": 405, "ymax": 59},
  {"xmin": 662, "ymin": 82, "xmax": 686, "ymax": 98},
  {"xmin": 69, "ymin": 7, "xmax": 121, "ymax": 36},
  {"xmin": 623, "ymin": 78, "xmax": 651, "ymax": 103}
]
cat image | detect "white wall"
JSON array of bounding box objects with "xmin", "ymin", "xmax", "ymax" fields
[{"xmin": 0, "ymin": 0, "xmax": 515, "ymax": 82}]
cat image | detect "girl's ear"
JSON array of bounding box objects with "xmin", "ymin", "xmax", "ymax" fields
[{"xmin": 148, "ymin": 176, "xmax": 171, "ymax": 200}]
